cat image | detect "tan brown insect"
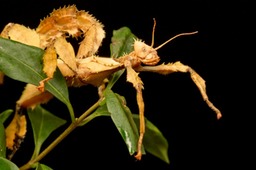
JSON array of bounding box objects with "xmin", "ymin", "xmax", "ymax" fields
[{"xmin": 0, "ymin": 5, "xmax": 222, "ymax": 160}]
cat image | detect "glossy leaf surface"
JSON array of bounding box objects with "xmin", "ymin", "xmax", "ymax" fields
[
  {"xmin": 105, "ymin": 89, "xmax": 145, "ymax": 155},
  {"xmin": 133, "ymin": 114, "xmax": 170, "ymax": 164},
  {"xmin": 0, "ymin": 157, "xmax": 19, "ymax": 170},
  {"xmin": 0, "ymin": 109, "xmax": 13, "ymax": 158},
  {"xmin": 36, "ymin": 163, "xmax": 53, "ymax": 170},
  {"xmin": 0, "ymin": 37, "xmax": 74, "ymax": 120},
  {"xmin": 27, "ymin": 105, "xmax": 66, "ymax": 159},
  {"xmin": 0, "ymin": 109, "xmax": 13, "ymax": 123},
  {"xmin": 110, "ymin": 26, "xmax": 136, "ymax": 58},
  {"xmin": 107, "ymin": 27, "xmax": 136, "ymax": 90},
  {"xmin": 0, "ymin": 123, "xmax": 5, "ymax": 158}
]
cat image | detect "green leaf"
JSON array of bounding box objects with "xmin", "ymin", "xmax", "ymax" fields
[
  {"xmin": 110, "ymin": 26, "xmax": 136, "ymax": 58},
  {"xmin": 0, "ymin": 37, "xmax": 74, "ymax": 120},
  {"xmin": 0, "ymin": 109, "xmax": 13, "ymax": 158},
  {"xmin": 133, "ymin": 114, "xmax": 170, "ymax": 164},
  {"xmin": 107, "ymin": 27, "xmax": 137, "ymax": 90},
  {"xmin": 27, "ymin": 105, "xmax": 66, "ymax": 159},
  {"xmin": 0, "ymin": 109, "xmax": 13, "ymax": 123},
  {"xmin": 36, "ymin": 163, "xmax": 53, "ymax": 170},
  {"xmin": 105, "ymin": 89, "xmax": 145, "ymax": 155},
  {"xmin": 45, "ymin": 70, "xmax": 74, "ymax": 121},
  {"xmin": 80, "ymin": 96, "xmax": 169, "ymax": 163},
  {"xmin": 0, "ymin": 157, "xmax": 19, "ymax": 170},
  {"xmin": 0, "ymin": 37, "xmax": 45, "ymax": 84},
  {"xmin": 0, "ymin": 122, "xmax": 6, "ymax": 158}
]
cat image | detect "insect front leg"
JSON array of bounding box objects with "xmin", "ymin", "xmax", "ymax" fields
[
  {"xmin": 124, "ymin": 60, "xmax": 145, "ymax": 160},
  {"xmin": 135, "ymin": 61, "xmax": 222, "ymax": 119}
]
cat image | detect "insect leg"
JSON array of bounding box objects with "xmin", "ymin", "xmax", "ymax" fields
[
  {"xmin": 124, "ymin": 60, "xmax": 145, "ymax": 160},
  {"xmin": 135, "ymin": 61, "xmax": 222, "ymax": 119}
]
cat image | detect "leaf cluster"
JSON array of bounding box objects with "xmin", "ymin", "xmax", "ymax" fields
[{"xmin": 0, "ymin": 27, "xmax": 169, "ymax": 169}]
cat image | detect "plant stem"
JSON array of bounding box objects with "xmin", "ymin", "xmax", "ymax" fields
[{"xmin": 19, "ymin": 99, "xmax": 101, "ymax": 170}]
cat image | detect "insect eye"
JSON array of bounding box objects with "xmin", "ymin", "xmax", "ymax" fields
[{"xmin": 142, "ymin": 47, "xmax": 146, "ymax": 52}]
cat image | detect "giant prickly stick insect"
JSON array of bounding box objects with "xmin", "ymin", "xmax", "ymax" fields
[{"xmin": 0, "ymin": 5, "xmax": 222, "ymax": 160}]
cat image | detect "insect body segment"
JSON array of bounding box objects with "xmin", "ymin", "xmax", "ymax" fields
[
  {"xmin": 0, "ymin": 5, "xmax": 106, "ymax": 159},
  {"xmin": 115, "ymin": 29, "xmax": 222, "ymax": 159},
  {"xmin": 0, "ymin": 5, "xmax": 222, "ymax": 161},
  {"xmin": 36, "ymin": 4, "xmax": 105, "ymax": 58},
  {"xmin": 133, "ymin": 40, "xmax": 160, "ymax": 65}
]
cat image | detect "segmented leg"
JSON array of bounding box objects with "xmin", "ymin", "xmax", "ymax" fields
[
  {"xmin": 124, "ymin": 60, "xmax": 145, "ymax": 160},
  {"xmin": 135, "ymin": 61, "xmax": 222, "ymax": 119}
]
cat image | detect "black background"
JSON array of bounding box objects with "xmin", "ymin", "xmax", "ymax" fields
[{"xmin": 0, "ymin": 0, "xmax": 253, "ymax": 169}]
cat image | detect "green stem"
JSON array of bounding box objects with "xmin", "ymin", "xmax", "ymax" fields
[{"xmin": 19, "ymin": 99, "xmax": 101, "ymax": 170}]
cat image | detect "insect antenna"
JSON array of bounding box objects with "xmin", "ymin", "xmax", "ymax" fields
[
  {"xmin": 150, "ymin": 18, "xmax": 157, "ymax": 47},
  {"xmin": 154, "ymin": 31, "xmax": 198, "ymax": 51}
]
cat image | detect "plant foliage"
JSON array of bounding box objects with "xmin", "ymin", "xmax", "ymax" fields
[{"xmin": 0, "ymin": 27, "xmax": 169, "ymax": 169}]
